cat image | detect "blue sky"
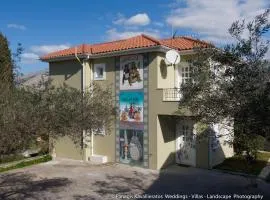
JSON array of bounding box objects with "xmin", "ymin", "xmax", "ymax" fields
[{"xmin": 0, "ymin": 0, "xmax": 269, "ymax": 74}]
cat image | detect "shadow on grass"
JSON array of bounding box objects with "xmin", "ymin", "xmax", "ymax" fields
[
  {"xmin": 0, "ymin": 172, "xmax": 72, "ymax": 200},
  {"xmin": 214, "ymin": 155, "xmax": 269, "ymax": 175}
]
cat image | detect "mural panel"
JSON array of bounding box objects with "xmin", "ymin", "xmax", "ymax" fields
[
  {"xmin": 120, "ymin": 55, "xmax": 143, "ymax": 90},
  {"xmin": 119, "ymin": 129, "xmax": 144, "ymax": 166},
  {"xmin": 119, "ymin": 91, "xmax": 144, "ymax": 130},
  {"xmin": 116, "ymin": 53, "xmax": 148, "ymax": 167}
]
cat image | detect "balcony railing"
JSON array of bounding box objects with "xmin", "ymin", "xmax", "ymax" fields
[{"xmin": 163, "ymin": 88, "xmax": 182, "ymax": 102}]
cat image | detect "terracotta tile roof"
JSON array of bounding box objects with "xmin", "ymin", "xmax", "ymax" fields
[
  {"xmin": 41, "ymin": 34, "xmax": 211, "ymax": 61},
  {"xmin": 90, "ymin": 34, "xmax": 159, "ymax": 54},
  {"xmin": 160, "ymin": 36, "xmax": 210, "ymax": 50}
]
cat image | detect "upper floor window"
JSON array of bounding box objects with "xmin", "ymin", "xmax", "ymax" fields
[
  {"xmin": 180, "ymin": 63, "xmax": 193, "ymax": 85},
  {"xmin": 94, "ymin": 63, "xmax": 106, "ymax": 80}
]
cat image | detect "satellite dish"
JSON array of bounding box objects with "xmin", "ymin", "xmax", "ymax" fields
[{"xmin": 165, "ymin": 50, "xmax": 180, "ymax": 65}]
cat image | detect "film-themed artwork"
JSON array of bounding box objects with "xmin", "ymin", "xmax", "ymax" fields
[
  {"xmin": 117, "ymin": 54, "xmax": 146, "ymax": 167},
  {"xmin": 120, "ymin": 54, "xmax": 143, "ymax": 90},
  {"xmin": 119, "ymin": 129, "xmax": 144, "ymax": 166},
  {"xmin": 119, "ymin": 91, "xmax": 144, "ymax": 130}
]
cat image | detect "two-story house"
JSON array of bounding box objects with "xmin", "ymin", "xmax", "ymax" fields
[{"xmin": 41, "ymin": 34, "xmax": 234, "ymax": 170}]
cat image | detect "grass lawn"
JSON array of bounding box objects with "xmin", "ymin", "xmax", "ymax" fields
[
  {"xmin": 214, "ymin": 152, "xmax": 270, "ymax": 176},
  {"xmin": 0, "ymin": 155, "xmax": 52, "ymax": 173}
]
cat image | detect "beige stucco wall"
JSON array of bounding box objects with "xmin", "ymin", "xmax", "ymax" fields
[
  {"xmin": 157, "ymin": 53, "xmax": 193, "ymax": 89},
  {"xmin": 49, "ymin": 60, "xmax": 82, "ymax": 90},
  {"xmin": 49, "ymin": 57, "xmax": 116, "ymax": 162},
  {"xmin": 157, "ymin": 55, "xmax": 175, "ymax": 89},
  {"xmin": 156, "ymin": 115, "xmax": 176, "ymax": 169},
  {"xmin": 48, "ymin": 51, "xmax": 233, "ymax": 169},
  {"xmin": 49, "ymin": 60, "xmax": 83, "ymax": 160},
  {"xmin": 149, "ymin": 52, "xmax": 208, "ymax": 169},
  {"xmin": 148, "ymin": 52, "xmax": 179, "ymax": 169},
  {"xmin": 91, "ymin": 57, "xmax": 116, "ymax": 162}
]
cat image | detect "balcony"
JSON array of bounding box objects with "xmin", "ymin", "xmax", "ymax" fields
[{"xmin": 163, "ymin": 88, "xmax": 182, "ymax": 101}]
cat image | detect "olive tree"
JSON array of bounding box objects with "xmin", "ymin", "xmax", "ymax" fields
[
  {"xmin": 180, "ymin": 9, "xmax": 270, "ymax": 162},
  {"xmin": 0, "ymin": 82, "xmax": 114, "ymax": 155}
]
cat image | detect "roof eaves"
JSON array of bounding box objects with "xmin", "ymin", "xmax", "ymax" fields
[{"xmin": 41, "ymin": 45, "xmax": 171, "ymax": 62}]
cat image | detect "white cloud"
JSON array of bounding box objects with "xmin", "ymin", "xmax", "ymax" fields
[
  {"xmin": 166, "ymin": 0, "xmax": 269, "ymax": 44},
  {"xmin": 30, "ymin": 44, "xmax": 70, "ymax": 55},
  {"xmin": 7, "ymin": 23, "xmax": 26, "ymax": 30},
  {"xmin": 21, "ymin": 53, "xmax": 39, "ymax": 64},
  {"xmin": 106, "ymin": 28, "xmax": 160, "ymax": 41},
  {"xmin": 20, "ymin": 44, "xmax": 70, "ymax": 64},
  {"xmin": 113, "ymin": 13, "xmax": 151, "ymax": 26}
]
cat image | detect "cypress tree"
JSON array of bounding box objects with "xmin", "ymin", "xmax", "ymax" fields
[{"xmin": 0, "ymin": 32, "xmax": 13, "ymax": 88}]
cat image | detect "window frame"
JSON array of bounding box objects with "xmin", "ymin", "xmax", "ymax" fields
[
  {"xmin": 178, "ymin": 62, "xmax": 193, "ymax": 87},
  {"xmin": 93, "ymin": 63, "xmax": 106, "ymax": 80}
]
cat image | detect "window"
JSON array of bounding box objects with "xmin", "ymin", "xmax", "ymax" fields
[
  {"xmin": 94, "ymin": 63, "xmax": 106, "ymax": 80},
  {"xmin": 181, "ymin": 64, "xmax": 192, "ymax": 84}
]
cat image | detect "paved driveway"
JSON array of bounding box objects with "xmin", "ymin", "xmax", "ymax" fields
[{"xmin": 0, "ymin": 159, "xmax": 269, "ymax": 200}]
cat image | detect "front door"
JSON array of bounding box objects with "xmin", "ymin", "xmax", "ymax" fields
[{"xmin": 176, "ymin": 120, "xmax": 196, "ymax": 166}]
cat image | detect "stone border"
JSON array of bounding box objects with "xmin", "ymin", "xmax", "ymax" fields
[
  {"xmin": 115, "ymin": 57, "xmax": 120, "ymax": 163},
  {"xmin": 143, "ymin": 53, "xmax": 149, "ymax": 168}
]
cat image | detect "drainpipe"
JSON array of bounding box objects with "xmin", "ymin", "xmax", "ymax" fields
[
  {"xmin": 84, "ymin": 57, "xmax": 95, "ymax": 159},
  {"xmin": 75, "ymin": 47, "xmax": 92, "ymax": 161},
  {"xmin": 82, "ymin": 59, "xmax": 86, "ymax": 160},
  {"xmin": 88, "ymin": 59, "xmax": 94, "ymax": 157}
]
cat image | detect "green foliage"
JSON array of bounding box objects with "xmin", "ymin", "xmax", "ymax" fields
[
  {"xmin": 0, "ymin": 32, "xmax": 23, "ymax": 88},
  {"xmin": 0, "ymin": 155, "xmax": 52, "ymax": 173},
  {"xmin": 0, "ymin": 154, "xmax": 25, "ymax": 164},
  {"xmin": 0, "ymin": 81, "xmax": 114, "ymax": 155},
  {"xmin": 180, "ymin": 9, "xmax": 270, "ymax": 159},
  {"xmin": 195, "ymin": 121, "xmax": 208, "ymax": 135},
  {"xmin": 234, "ymin": 134, "xmax": 265, "ymax": 160},
  {"xmin": 214, "ymin": 152, "xmax": 270, "ymax": 175},
  {"xmin": 0, "ymin": 32, "xmax": 13, "ymax": 87}
]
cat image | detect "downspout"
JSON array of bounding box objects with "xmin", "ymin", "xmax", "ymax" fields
[
  {"xmin": 90, "ymin": 59, "xmax": 94, "ymax": 156},
  {"xmin": 75, "ymin": 45, "xmax": 92, "ymax": 160}
]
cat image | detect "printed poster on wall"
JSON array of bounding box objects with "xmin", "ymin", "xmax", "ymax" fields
[
  {"xmin": 119, "ymin": 129, "xmax": 144, "ymax": 166},
  {"xmin": 120, "ymin": 54, "xmax": 143, "ymax": 90},
  {"xmin": 119, "ymin": 91, "xmax": 144, "ymax": 130}
]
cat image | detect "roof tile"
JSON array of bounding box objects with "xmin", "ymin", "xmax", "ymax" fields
[{"xmin": 41, "ymin": 34, "xmax": 211, "ymax": 60}]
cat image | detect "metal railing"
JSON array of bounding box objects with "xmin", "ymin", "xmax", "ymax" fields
[{"xmin": 163, "ymin": 88, "xmax": 182, "ymax": 101}]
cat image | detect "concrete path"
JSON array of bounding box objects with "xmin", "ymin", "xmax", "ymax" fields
[{"xmin": 0, "ymin": 159, "xmax": 269, "ymax": 200}]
